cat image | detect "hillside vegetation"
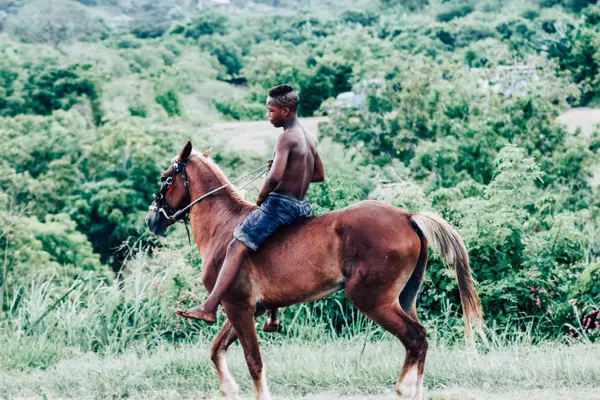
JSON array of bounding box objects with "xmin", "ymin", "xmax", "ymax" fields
[{"xmin": 1, "ymin": 2, "xmax": 600, "ymax": 395}]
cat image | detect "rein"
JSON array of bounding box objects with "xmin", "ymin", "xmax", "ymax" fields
[
  {"xmin": 150, "ymin": 159, "xmax": 268, "ymax": 243},
  {"xmin": 168, "ymin": 163, "xmax": 268, "ymax": 221}
]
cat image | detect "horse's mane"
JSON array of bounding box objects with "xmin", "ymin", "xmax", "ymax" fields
[{"xmin": 188, "ymin": 150, "xmax": 246, "ymax": 205}]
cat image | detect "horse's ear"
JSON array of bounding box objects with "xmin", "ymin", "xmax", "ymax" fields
[
  {"xmin": 178, "ymin": 141, "xmax": 193, "ymax": 161},
  {"xmin": 202, "ymin": 148, "xmax": 212, "ymax": 158}
]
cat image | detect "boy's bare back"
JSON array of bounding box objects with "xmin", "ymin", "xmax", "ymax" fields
[
  {"xmin": 258, "ymin": 86, "xmax": 324, "ymax": 206},
  {"xmin": 272, "ymin": 124, "xmax": 321, "ymax": 200}
]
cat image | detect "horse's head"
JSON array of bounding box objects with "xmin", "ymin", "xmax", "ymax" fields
[{"xmin": 146, "ymin": 141, "xmax": 211, "ymax": 235}]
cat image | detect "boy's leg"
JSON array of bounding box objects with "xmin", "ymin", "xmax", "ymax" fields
[{"xmin": 177, "ymin": 239, "xmax": 249, "ymax": 323}]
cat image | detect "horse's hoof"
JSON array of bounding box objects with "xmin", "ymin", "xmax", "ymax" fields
[{"xmin": 261, "ymin": 320, "xmax": 281, "ymax": 333}]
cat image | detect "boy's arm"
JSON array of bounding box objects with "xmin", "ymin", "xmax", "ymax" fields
[
  {"xmin": 257, "ymin": 136, "xmax": 294, "ymax": 205},
  {"xmin": 311, "ymin": 151, "xmax": 325, "ymax": 182}
]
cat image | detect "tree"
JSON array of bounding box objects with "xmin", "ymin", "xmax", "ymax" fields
[
  {"xmin": 198, "ymin": 36, "xmax": 243, "ymax": 77},
  {"xmin": 5, "ymin": 0, "xmax": 110, "ymax": 48},
  {"xmin": 0, "ymin": 64, "xmax": 103, "ymax": 125},
  {"xmin": 154, "ymin": 87, "xmax": 182, "ymax": 117},
  {"xmin": 298, "ymin": 56, "xmax": 353, "ymax": 117},
  {"xmin": 183, "ymin": 12, "xmax": 228, "ymax": 39}
]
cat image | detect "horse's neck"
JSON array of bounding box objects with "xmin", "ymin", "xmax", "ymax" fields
[
  {"xmin": 189, "ymin": 202, "xmax": 245, "ymax": 256},
  {"xmin": 187, "ymin": 162, "xmax": 252, "ymax": 257}
]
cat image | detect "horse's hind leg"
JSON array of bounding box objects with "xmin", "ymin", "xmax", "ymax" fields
[
  {"xmin": 399, "ymin": 236, "xmax": 428, "ymax": 321},
  {"xmin": 397, "ymin": 239, "xmax": 429, "ymax": 399},
  {"xmin": 211, "ymin": 319, "xmax": 240, "ymax": 400},
  {"xmin": 347, "ymin": 289, "xmax": 428, "ymax": 400}
]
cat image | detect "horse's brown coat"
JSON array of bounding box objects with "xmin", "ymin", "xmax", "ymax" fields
[{"xmin": 147, "ymin": 146, "xmax": 484, "ymax": 400}]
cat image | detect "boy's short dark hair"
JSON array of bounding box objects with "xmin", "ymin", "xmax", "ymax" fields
[
  {"xmin": 269, "ymin": 84, "xmax": 299, "ymax": 111},
  {"xmin": 269, "ymin": 84, "xmax": 295, "ymax": 98}
]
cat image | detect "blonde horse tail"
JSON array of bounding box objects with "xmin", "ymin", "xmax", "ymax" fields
[{"xmin": 410, "ymin": 212, "xmax": 485, "ymax": 347}]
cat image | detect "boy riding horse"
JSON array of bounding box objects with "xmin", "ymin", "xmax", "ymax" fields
[{"xmin": 177, "ymin": 84, "xmax": 325, "ymax": 331}]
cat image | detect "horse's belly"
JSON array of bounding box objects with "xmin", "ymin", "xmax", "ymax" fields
[
  {"xmin": 247, "ymin": 215, "xmax": 345, "ymax": 306},
  {"xmin": 256, "ymin": 274, "xmax": 345, "ymax": 308}
]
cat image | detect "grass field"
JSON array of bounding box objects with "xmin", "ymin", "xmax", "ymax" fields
[{"xmin": 1, "ymin": 335, "xmax": 598, "ymax": 400}]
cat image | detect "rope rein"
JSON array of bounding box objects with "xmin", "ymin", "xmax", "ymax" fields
[{"xmin": 168, "ymin": 163, "xmax": 269, "ymax": 221}]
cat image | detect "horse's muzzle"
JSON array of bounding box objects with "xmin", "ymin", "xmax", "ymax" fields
[{"xmin": 146, "ymin": 209, "xmax": 168, "ymax": 236}]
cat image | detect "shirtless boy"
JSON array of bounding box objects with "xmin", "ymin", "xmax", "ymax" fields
[{"xmin": 177, "ymin": 84, "xmax": 325, "ymax": 330}]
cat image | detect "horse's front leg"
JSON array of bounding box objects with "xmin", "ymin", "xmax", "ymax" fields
[
  {"xmin": 210, "ymin": 319, "xmax": 240, "ymax": 400},
  {"xmin": 224, "ymin": 303, "xmax": 272, "ymax": 400}
]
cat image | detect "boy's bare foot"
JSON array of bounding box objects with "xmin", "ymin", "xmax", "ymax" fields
[{"xmin": 176, "ymin": 305, "xmax": 217, "ymax": 324}]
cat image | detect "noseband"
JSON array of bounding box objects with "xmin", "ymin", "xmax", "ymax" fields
[{"xmin": 150, "ymin": 159, "xmax": 192, "ymax": 223}]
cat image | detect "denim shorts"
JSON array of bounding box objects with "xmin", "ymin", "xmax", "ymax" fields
[{"xmin": 233, "ymin": 193, "xmax": 313, "ymax": 251}]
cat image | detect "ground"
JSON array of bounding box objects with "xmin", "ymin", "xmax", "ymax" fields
[{"xmin": 1, "ymin": 338, "xmax": 598, "ymax": 399}]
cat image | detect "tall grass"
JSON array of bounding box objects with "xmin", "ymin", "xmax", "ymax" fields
[{"xmin": 1, "ymin": 242, "xmax": 599, "ymax": 399}]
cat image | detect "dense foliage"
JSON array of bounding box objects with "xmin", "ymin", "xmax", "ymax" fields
[{"xmin": 1, "ymin": 0, "xmax": 600, "ymax": 360}]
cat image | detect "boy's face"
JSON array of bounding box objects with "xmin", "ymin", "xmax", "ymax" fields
[{"xmin": 266, "ymin": 97, "xmax": 289, "ymax": 128}]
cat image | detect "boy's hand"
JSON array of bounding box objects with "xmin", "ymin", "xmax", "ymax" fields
[{"xmin": 256, "ymin": 194, "xmax": 266, "ymax": 206}]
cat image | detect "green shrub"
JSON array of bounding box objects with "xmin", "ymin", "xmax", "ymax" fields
[
  {"xmin": 322, "ymin": 57, "xmax": 584, "ymax": 190},
  {"xmin": 584, "ymin": 4, "xmax": 600, "ymax": 25},
  {"xmin": 0, "ymin": 112, "xmax": 183, "ymax": 271},
  {"xmin": 436, "ymin": 3, "xmax": 475, "ymax": 23},
  {"xmin": 214, "ymin": 98, "xmax": 264, "ymax": 121},
  {"xmin": 155, "ymin": 88, "xmax": 182, "ymax": 117},
  {"xmin": 0, "ymin": 196, "xmax": 109, "ymax": 305},
  {"xmin": 299, "ymin": 56, "xmax": 353, "ymax": 117},
  {"xmin": 340, "ymin": 10, "xmax": 378, "ymax": 26},
  {"xmin": 420, "ymin": 146, "xmax": 588, "ymax": 327},
  {"xmin": 242, "ymin": 51, "xmax": 305, "ymax": 91},
  {"xmin": 116, "ymin": 36, "xmax": 142, "ymax": 49},
  {"xmin": 170, "ymin": 25, "xmax": 185, "ymax": 35},
  {"xmin": 566, "ymin": 28, "xmax": 600, "ymax": 104},
  {"xmin": 6, "ymin": 0, "xmax": 110, "ymax": 46},
  {"xmin": 128, "ymin": 103, "xmax": 148, "ymax": 117},
  {"xmin": 183, "ymin": 13, "xmax": 228, "ymax": 39},
  {"xmin": 0, "ymin": 64, "xmax": 103, "ymax": 125},
  {"xmin": 569, "ymin": 262, "xmax": 600, "ymax": 301},
  {"xmin": 198, "ymin": 36, "xmax": 243, "ymax": 77},
  {"xmin": 454, "ymin": 21, "xmax": 498, "ymax": 47},
  {"xmin": 560, "ymin": 261, "xmax": 600, "ymax": 341},
  {"xmin": 540, "ymin": 0, "xmax": 562, "ymax": 7},
  {"xmin": 131, "ymin": 23, "xmax": 168, "ymax": 39},
  {"xmin": 496, "ymin": 18, "xmax": 535, "ymax": 41},
  {"xmin": 521, "ymin": 8, "xmax": 541, "ymax": 20},
  {"xmin": 264, "ymin": 15, "xmax": 332, "ymax": 45},
  {"xmin": 379, "ymin": 0, "xmax": 429, "ymax": 10},
  {"xmin": 564, "ymin": 0, "xmax": 598, "ymax": 13}
]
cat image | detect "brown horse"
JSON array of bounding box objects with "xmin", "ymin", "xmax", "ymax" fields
[{"xmin": 146, "ymin": 142, "xmax": 484, "ymax": 400}]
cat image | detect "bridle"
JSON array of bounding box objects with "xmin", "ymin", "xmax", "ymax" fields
[
  {"xmin": 150, "ymin": 159, "xmax": 192, "ymax": 223},
  {"xmin": 148, "ymin": 157, "xmax": 268, "ymax": 241},
  {"xmin": 149, "ymin": 159, "xmax": 193, "ymax": 242}
]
